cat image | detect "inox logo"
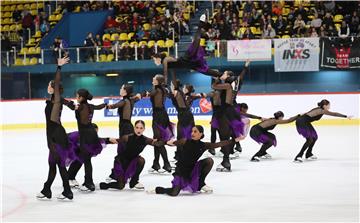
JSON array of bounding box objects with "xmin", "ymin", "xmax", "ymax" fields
[{"xmin": 282, "ymin": 49, "xmax": 310, "ymax": 59}]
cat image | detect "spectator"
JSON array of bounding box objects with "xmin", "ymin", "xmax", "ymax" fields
[
  {"xmin": 232, "ymin": 26, "xmax": 242, "ymax": 39},
  {"xmin": 295, "ymin": 4, "xmax": 308, "ymax": 23},
  {"xmin": 104, "ymin": 15, "xmax": 118, "ymax": 34},
  {"xmin": 309, "ymin": 27, "xmax": 319, "ymax": 37},
  {"xmin": 136, "ymin": 26, "xmax": 145, "ymax": 41},
  {"xmin": 322, "ymin": 12, "xmax": 334, "ymax": 29},
  {"xmin": 218, "ymin": 20, "xmax": 232, "ymax": 40},
  {"xmin": 272, "ymin": 2, "xmax": 283, "ymax": 16},
  {"xmin": 94, "ymin": 34, "xmax": 102, "ymax": 47},
  {"xmin": 350, "ymin": 11, "xmax": 360, "ymax": 35},
  {"xmin": 40, "ymin": 20, "xmax": 50, "ymax": 36},
  {"xmin": 324, "ymin": 0, "xmax": 336, "ymax": 13},
  {"xmin": 293, "ymin": 14, "xmax": 306, "ymax": 36},
  {"xmin": 275, "ymin": 15, "xmax": 287, "ymax": 34},
  {"xmin": 287, "ymin": 7, "xmax": 296, "ymax": 25},
  {"xmin": 119, "ymin": 42, "xmax": 132, "ymax": 60},
  {"xmin": 243, "ymin": 0, "xmax": 254, "ymax": 14},
  {"xmin": 262, "ymin": 24, "xmax": 276, "ymax": 39},
  {"xmin": 338, "ymin": 21, "xmax": 350, "ymax": 38},
  {"xmin": 83, "ymin": 32, "xmax": 96, "ymax": 62},
  {"xmin": 251, "ymin": 8, "xmax": 261, "ymax": 25},
  {"xmin": 138, "ymin": 42, "xmax": 150, "ymax": 60},
  {"xmin": 310, "ymin": 13, "xmax": 323, "ymax": 29},
  {"xmin": 241, "ymin": 27, "xmax": 255, "ymax": 39},
  {"xmin": 82, "ymin": 2, "xmax": 90, "ymax": 12},
  {"xmin": 261, "ymin": 1, "xmax": 272, "ymax": 17},
  {"xmin": 111, "ymin": 35, "xmax": 120, "ymax": 54},
  {"xmin": 102, "ymin": 37, "xmax": 112, "ymax": 55},
  {"xmin": 22, "ymin": 11, "xmax": 34, "ymax": 42},
  {"xmin": 319, "ymin": 25, "xmax": 327, "ymax": 37},
  {"xmin": 327, "ymin": 25, "xmax": 337, "ymax": 37},
  {"xmin": 12, "ymin": 9, "xmax": 22, "ymax": 23}
]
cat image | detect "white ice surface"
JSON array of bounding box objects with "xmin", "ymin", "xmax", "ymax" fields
[{"xmin": 1, "ymin": 125, "xmax": 359, "ymax": 222}]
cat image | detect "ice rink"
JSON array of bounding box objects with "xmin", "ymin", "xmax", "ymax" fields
[{"xmin": 1, "ymin": 124, "xmax": 359, "ymax": 222}]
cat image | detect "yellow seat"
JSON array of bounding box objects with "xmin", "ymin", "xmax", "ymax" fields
[
  {"xmin": 240, "ymin": 27, "xmax": 247, "ymax": 34},
  {"xmin": 35, "ymin": 47, "xmax": 41, "ymax": 54},
  {"xmin": 200, "ymin": 38, "xmax": 206, "ymax": 47},
  {"xmin": 29, "ymin": 57, "xmax": 38, "ymax": 65},
  {"xmin": 19, "ymin": 47, "xmax": 29, "ymax": 55},
  {"xmin": 10, "ymin": 5, "xmax": 16, "ymax": 11},
  {"xmin": 148, "ymin": 40, "xmax": 155, "ymax": 48},
  {"xmin": 17, "ymin": 4, "xmax": 24, "ymax": 11},
  {"xmin": 16, "ymin": 24, "xmax": 22, "ymax": 30},
  {"xmin": 9, "ymin": 24, "xmax": 17, "ymax": 31},
  {"xmin": 38, "ymin": 3, "xmax": 44, "ymax": 9},
  {"xmin": 282, "ymin": 35, "xmax": 290, "ymax": 38},
  {"xmin": 127, "ymin": 32, "xmax": 135, "ymax": 40},
  {"xmin": 99, "ymin": 54, "xmax": 107, "ymax": 62},
  {"xmin": 106, "ymin": 54, "xmax": 114, "ymax": 62},
  {"xmin": 4, "ymin": 5, "xmax": 11, "ymax": 11},
  {"xmin": 26, "ymin": 38, "xmax": 35, "ymax": 46},
  {"xmin": 33, "ymin": 30, "xmax": 42, "ymax": 38},
  {"xmin": 160, "ymin": 51, "xmax": 168, "ymax": 56},
  {"xmin": 183, "ymin": 12, "xmax": 190, "ymax": 21},
  {"xmin": 250, "ymin": 26, "xmax": 257, "ymax": 34},
  {"xmin": 5, "ymin": 12, "xmax": 12, "ymax": 18},
  {"xmin": 102, "ymin": 33, "xmax": 111, "ymax": 41},
  {"xmin": 156, "ymin": 7, "xmax": 164, "ymax": 14},
  {"xmin": 31, "ymin": 10, "xmax": 38, "ymax": 15},
  {"xmin": 130, "ymin": 41, "xmax": 138, "ymax": 48},
  {"xmin": 110, "ymin": 33, "xmax": 118, "ymax": 41},
  {"xmin": 55, "ymin": 14, "xmax": 62, "ymax": 21},
  {"xmin": 121, "ymin": 42, "xmax": 129, "ymax": 47},
  {"xmin": 30, "ymin": 3, "xmax": 37, "ymax": 10},
  {"xmin": 73, "ymin": 6, "xmax": 81, "ymax": 12},
  {"xmin": 2, "ymin": 25, "xmax": 10, "ymax": 32},
  {"xmin": 28, "ymin": 47, "xmax": 36, "ymax": 54},
  {"xmin": 165, "ymin": 39, "xmax": 174, "ymax": 48},
  {"xmin": 335, "ymin": 23, "xmax": 341, "ymax": 31},
  {"xmin": 334, "ymin": 14, "xmax": 343, "ymax": 23},
  {"xmin": 156, "ymin": 40, "xmax": 165, "ymax": 48},
  {"xmin": 119, "ymin": 33, "xmax": 129, "ymax": 41},
  {"xmin": 24, "ymin": 4, "xmax": 30, "ymax": 10},
  {"xmin": 23, "ymin": 58, "xmax": 30, "ymax": 65},
  {"xmin": 143, "ymin": 23, "xmax": 150, "ymax": 31},
  {"xmin": 139, "ymin": 41, "xmax": 147, "ymax": 47},
  {"xmin": 49, "ymin": 15, "xmax": 57, "ymax": 21},
  {"xmin": 15, "ymin": 58, "xmax": 23, "ymax": 66}
]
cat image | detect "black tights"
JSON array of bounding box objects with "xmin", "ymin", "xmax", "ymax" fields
[
  {"xmin": 103, "ymin": 157, "xmax": 145, "ymax": 190},
  {"xmin": 155, "ymin": 158, "xmax": 214, "ymax": 196},
  {"xmin": 252, "ymin": 141, "xmax": 272, "ymax": 159},
  {"xmin": 68, "ymin": 160, "xmax": 82, "ymax": 180},
  {"xmin": 295, "ymin": 137, "xmax": 317, "ymax": 159},
  {"xmin": 153, "ymin": 145, "xmax": 170, "ymax": 169},
  {"xmin": 42, "ymin": 149, "xmax": 71, "ymax": 195}
]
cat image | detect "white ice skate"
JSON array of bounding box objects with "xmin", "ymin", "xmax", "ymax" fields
[
  {"xmin": 294, "ymin": 157, "xmax": 303, "ymax": 163},
  {"xmin": 69, "ymin": 180, "xmax": 79, "ymax": 188},
  {"xmin": 200, "ymin": 185, "xmax": 213, "ymax": 194},
  {"xmin": 56, "ymin": 193, "xmax": 73, "ymax": 201},
  {"xmin": 132, "ymin": 182, "xmax": 145, "ymax": 190},
  {"xmin": 306, "ymin": 155, "xmax": 318, "ymax": 161},
  {"xmin": 148, "ymin": 167, "xmax": 169, "ymax": 174},
  {"xmin": 261, "ymin": 154, "xmax": 272, "ymax": 159},
  {"xmin": 229, "ymin": 151, "xmax": 240, "ymax": 160},
  {"xmin": 215, "ymin": 163, "xmax": 231, "ymax": 172},
  {"xmin": 250, "ymin": 156, "xmax": 260, "ymax": 162},
  {"xmin": 146, "ymin": 188, "xmax": 156, "ymax": 194},
  {"xmin": 105, "ymin": 177, "xmax": 117, "ymax": 183},
  {"xmin": 36, "ymin": 192, "xmax": 51, "ymax": 200}
]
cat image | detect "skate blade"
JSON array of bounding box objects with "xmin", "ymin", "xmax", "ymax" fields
[
  {"xmin": 57, "ymin": 196, "xmax": 73, "ymax": 201},
  {"xmin": 215, "ymin": 167, "xmax": 231, "ymax": 172},
  {"xmin": 36, "ymin": 196, "xmax": 51, "ymax": 200}
]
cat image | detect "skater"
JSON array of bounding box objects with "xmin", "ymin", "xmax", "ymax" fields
[
  {"xmin": 152, "ymin": 14, "xmax": 221, "ymax": 83},
  {"xmin": 148, "ymin": 74, "xmax": 174, "ymax": 173},
  {"xmin": 100, "ymin": 120, "xmax": 166, "ymax": 190},
  {"xmin": 294, "ymin": 99, "xmax": 351, "ymax": 162},
  {"xmin": 233, "ymin": 103, "xmax": 265, "ymax": 154},
  {"xmin": 74, "ymin": 88, "xmax": 107, "ymax": 191},
  {"xmin": 250, "ymin": 111, "xmax": 300, "ymax": 162},
  {"xmin": 150, "ymin": 125, "xmax": 241, "ymax": 196},
  {"xmin": 37, "ymin": 56, "xmax": 75, "ymax": 200},
  {"xmin": 67, "ymin": 123, "xmax": 118, "ymax": 188},
  {"xmin": 106, "ymin": 84, "xmax": 142, "ymax": 137}
]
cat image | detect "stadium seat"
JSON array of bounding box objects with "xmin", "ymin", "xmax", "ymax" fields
[
  {"xmin": 18, "ymin": 47, "xmax": 29, "ymax": 55},
  {"xmin": 128, "ymin": 32, "xmax": 135, "ymax": 40},
  {"xmin": 30, "ymin": 57, "xmax": 38, "ymax": 65},
  {"xmin": 165, "ymin": 39, "xmax": 174, "ymax": 48},
  {"xmin": 282, "ymin": 35, "xmax": 290, "ymax": 38},
  {"xmin": 130, "ymin": 41, "xmax": 138, "ymax": 48},
  {"xmin": 334, "ymin": 14, "xmax": 343, "ymax": 23},
  {"xmin": 110, "ymin": 33, "xmax": 118, "ymax": 41},
  {"xmin": 28, "ymin": 47, "xmax": 36, "ymax": 55},
  {"xmin": 102, "ymin": 33, "xmax": 111, "ymax": 41},
  {"xmin": 139, "ymin": 41, "xmax": 147, "ymax": 47},
  {"xmin": 143, "ymin": 23, "xmax": 150, "ymax": 31},
  {"xmin": 156, "ymin": 40, "xmax": 165, "ymax": 48},
  {"xmin": 33, "ymin": 31, "xmax": 42, "ymax": 38},
  {"xmin": 55, "ymin": 14, "xmax": 62, "ymax": 21},
  {"xmin": 35, "ymin": 47, "xmax": 41, "ymax": 54},
  {"xmin": 119, "ymin": 33, "xmax": 129, "ymax": 41},
  {"xmin": 99, "ymin": 54, "xmax": 107, "ymax": 62},
  {"xmin": 106, "ymin": 54, "xmax": 114, "ymax": 62},
  {"xmin": 148, "ymin": 40, "xmax": 155, "ymax": 48},
  {"xmin": 23, "ymin": 58, "xmax": 30, "ymax": 66},
  {"xmin": 14, "ymin": 58, "xmax": 23, "ymax": 66}
]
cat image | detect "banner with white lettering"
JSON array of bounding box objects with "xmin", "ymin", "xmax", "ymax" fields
[
  {"xmin": 320, "ymin": 37, "xmax": 360, "ymax": 69},
  {"xmin": 103, "ymin": 98, "xmax": 213, "ymax": 117},
  {"xmin": 227, "ymin": 39, "xmax": 272, "ymax": 61},
  {"xmin": 274, "ymin": 38, "xmax": 319, "ymax": 72}
]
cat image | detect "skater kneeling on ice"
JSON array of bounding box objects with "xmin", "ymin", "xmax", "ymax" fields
[
  {"xmin": 250, "ymin": 111, "xmax": 300, "ymax": 162},
  {"xmin": 99, "ymin": 120, "xmax": 166, "ymax": 191},
  {"xmin": 148, "ymin": 125, "xmax": 242, "ymax": 196}
]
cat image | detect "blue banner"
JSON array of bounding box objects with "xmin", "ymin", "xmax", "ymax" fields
[{"xmin": 104, "ymin": 98, "xmax": 213, "ymax": 117}]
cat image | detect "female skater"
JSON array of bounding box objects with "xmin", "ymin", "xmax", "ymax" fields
[
  {"xmin": 148, "ymin": 74, "xmax": 174, "ymax": 173},
  {"xmin": 75, "ymin": 88, "xmax": 107, "ymax": 191},
  {"xmin": 250, "ymin": 111, "xmax": 300, "ymax": 162},
  {"xmin": 150, "ymin": 125, "xmax": 242, "ymax": 196},
  {"xmin": 99, "ymin": 120, "xmax": 165, "ymax": 190},
  {"xmin": 152, "ymin": 14, "xmax": 221, "ymax": 83},
  {"xmin": 37, "ymin": 57, "xmax": 75, "ymax": 200},
  {"xmin": 67, "ymin": 123, "xmax": 118, "ymax": 188},
  {"xmin": 294, "ymin": 100, "xmax": 351, "ymax": 162}
]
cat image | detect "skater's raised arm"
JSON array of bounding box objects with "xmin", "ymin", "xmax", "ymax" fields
[
  {"xmin": 241, "ymin": 112, "xmax": 263, "ymax": 120},
  {"xmin": 107, "ymin": 100, "xmax": 125, "ymax": 109},
  {"xmin": 323, "ymin": 110, "xmax": 348, "ymax": 118},
  {"xmin": 162, "ymin": 56, "xmax": 177, "ymax": 83},
  {"xmin": 167, "ymin": 138, "xmax": 187, "ymax": 147},
  {"xmin": 50, "ymin": 56, "xmax": 69, "ymax": 123},
  {"xmin": 275, "ymin": 114, "xmax": 300, "ymax": 124},
  {"xmin": 92, "ymin": 103, "xmax": 107, "ymax": 110},
  {"xmin": 63, "ymin": 98, "xmax": 75, "ymax": 110}
]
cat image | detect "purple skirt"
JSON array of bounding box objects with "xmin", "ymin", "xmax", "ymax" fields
[
  {"xmin": 229, "ymin": 119, "xmax": 245, "ymax": 138},
  {"xmin": 296, "ymin": 126, "xmax": 318, "ymax": 140},
  {"xmin": 48, "ymin": 143, "xmax": 78, "ymax": 167},
  {"xmin": 155, "ymin": 122, "xmax": 175, "ymax": 142},
  {"xmin": 211, "ymin": 116, "xmax": 220, "ymax": 129},
  {"xmin": 186, "ymin": 42, "xmax": 209, "ymax": 73},
  {"xmin": 171, "ymin": 161, "xmax": 201, "ymax": 193},
  {"xmin": 179, "ymin": 125, "xmax": 192, "ymax": 140},
  {"xmin": 113, "ymin": 157, "xmax": 139, "ymax": 183},
  {"xmin": 252, "ymin": 134, "xmax": 277, "ymax": 146}
]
